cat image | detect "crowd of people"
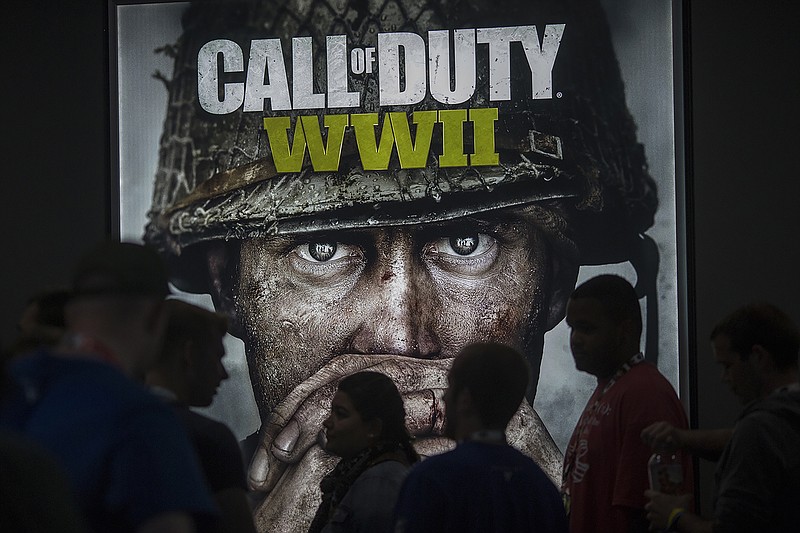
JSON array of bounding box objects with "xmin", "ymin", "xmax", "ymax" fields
[{"xmin": 1, "ymin": 240, "xmax": 797, "ymax": 532}]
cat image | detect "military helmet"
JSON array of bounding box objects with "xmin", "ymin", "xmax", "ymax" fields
[{"xmin": 144, "ymin": 0, "xmax": 657, "ymax": 294}]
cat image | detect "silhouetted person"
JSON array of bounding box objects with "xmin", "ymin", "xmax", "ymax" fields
[
  {"xmin": 643, "ymin": 303, "xmax": 800, "ymax": 533},
  {"xmin": 309, "ymin": 371, "xmax": 419, "ymax": 533},
  {"xmin": 2, "ymin": 303, "xmax": 87, "ymax": 533},
  {"xmin": 146, "ymin": 299, "xmax": 256, "ymax": 533},
  {"xmin": 561, "ymin": 275, "xmax": 692, "ymax": 532},
  {"xmin": 0, "ymin": 241, "xmax": 217, "ymax": 533},
  {"xmin": 393, "ymin": 342, "xmax": 567, "ymax": 533}
]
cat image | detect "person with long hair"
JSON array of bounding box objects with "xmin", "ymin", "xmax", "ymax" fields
[{"xmin": 308, "ymin": 371, "xmax": 419, "ymax": 533}]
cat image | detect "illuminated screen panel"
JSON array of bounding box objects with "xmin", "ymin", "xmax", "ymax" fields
[{"xmin": 114, "ymin": 0, "xmax": 684, "ymax": 529}]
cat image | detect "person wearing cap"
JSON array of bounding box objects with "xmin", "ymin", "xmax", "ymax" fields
[
  {"xmin": 0, "ymin": 241, "xmax": 218, "ymax": 533},
  {"xmin": 141, "ymin": 0, "xmax": 661, "ymax": 529}
]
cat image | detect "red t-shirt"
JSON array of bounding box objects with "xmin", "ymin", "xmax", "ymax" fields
[{"xmin": 561, "ymin": 360, "xmax": 692, "ymax": 533}]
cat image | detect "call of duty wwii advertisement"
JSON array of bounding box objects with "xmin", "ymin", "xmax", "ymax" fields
[{"xmin": 113, "ymin": 0, "xmax": 682, "ymax": 530}]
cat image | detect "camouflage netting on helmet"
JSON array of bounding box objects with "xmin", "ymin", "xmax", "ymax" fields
[{"xmin": 144, "ymin": 0, "xmax": 657, "ymax": 292}]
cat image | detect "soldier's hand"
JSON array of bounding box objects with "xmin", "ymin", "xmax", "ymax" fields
[
  {"xmin": 247, "ymin": 352, "xmax": 563, "ymax": 533},
  {"xmin": 506, "ymin": 400, "xmax": 562, "ymax": 484},
  {"xmin": 247, "ymin": 353, "xmax": 451, "ymax": 493},
  {"xmin": 247, "ymin": 352, "xmax": 563, "ymax": 492}
]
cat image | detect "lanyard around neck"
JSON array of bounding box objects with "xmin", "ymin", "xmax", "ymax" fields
[
  {"xmin": 61, "ymin": 333, "xmax": 124, "ymax": 370},
  {"xmin": 600, "ymin": 352, "xmax": 645, "ymax": 396}
]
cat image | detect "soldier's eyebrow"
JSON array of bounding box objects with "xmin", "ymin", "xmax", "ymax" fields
[
  {"xmin": 417, "ymin": 214, "xmax": 528, "ymax": 240},
  {"xmin": 419, "ymin": 216, "xmax": 504, "ymax": 234},
  {"xmin": 269, "ymin": 230, "xmax": 371, "ymax": 250}
]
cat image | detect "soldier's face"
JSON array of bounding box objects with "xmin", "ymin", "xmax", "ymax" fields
[{"xmin": 218, "ymin": 206, "xmax": 571, "ymax": 418}]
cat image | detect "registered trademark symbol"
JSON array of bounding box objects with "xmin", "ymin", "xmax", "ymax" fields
[{"xmin": 556, "ymin": 92, "xmax": 563, "ymax": 98}]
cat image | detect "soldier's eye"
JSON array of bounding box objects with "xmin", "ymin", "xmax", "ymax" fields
[
  {"xmin": 430, "ymin": 233, "xmax": 494, "ymax": 258},
  {"xmin": 292, "ymin": 240, "xmax": 361, "ymax": 264},
  {"xmin": 309, "ymin": 241, "xmax": 337, "ymax": 262},
  {"xmin": 422, "ymin": 231, "xmax": 499, "ymax": 276},
  {"xmin": 449, "ymin": 234, "xmax": 479, "ymax": 255}
]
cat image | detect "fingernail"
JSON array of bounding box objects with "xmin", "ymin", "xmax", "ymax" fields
[
  {"xmin": 273, "ymin": 420, "xmax": 300, "ymax": 454},
  {"xmin": 248, "ymin": 448, "xmax": 269, "ymax": 488}
]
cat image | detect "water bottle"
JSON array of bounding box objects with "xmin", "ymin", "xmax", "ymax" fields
[{"xmin": 648, "ymin": 451, "xmax": 684, "ymax": 494}]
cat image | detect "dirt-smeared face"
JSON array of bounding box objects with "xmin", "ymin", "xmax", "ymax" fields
[{"xmin": 226, "ymin": 206, "xmax": 563, "ymax": 418}]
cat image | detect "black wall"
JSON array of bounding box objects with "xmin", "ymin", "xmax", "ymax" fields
[
  {"xmin": 687, "ymin": 0, "xmax": 800, "ymax": 512},
  {"xmin": 4, "ymin": 0, "xmax": 109, "ymax": 339},
  {"xmin": 3, "ymin": 0, "xmax": 799, "ymax": 514}
]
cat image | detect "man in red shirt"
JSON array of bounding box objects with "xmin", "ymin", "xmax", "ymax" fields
[{"xmin": 562, "ymin": 275, "xmax": 692, "ymax": 532}]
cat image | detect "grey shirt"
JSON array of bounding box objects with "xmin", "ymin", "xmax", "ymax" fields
[
  {"xmin": 714, "ymin": 388, "xmax": 800, "ymax": 533},
  {"xmin": 322, "ymin": 460, "xmax": 409, "ymax": 533}
]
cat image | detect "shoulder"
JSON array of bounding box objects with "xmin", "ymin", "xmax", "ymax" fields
[
  {"xmin": 19, "ymin": 352, "xmax": 167, "ymax": 416},
  {"xmin": 399, "ymin": 450, "xmax": 459, "ymax": 495},
  {"xmin": 743, "ymin": 391, "xmax": 800, "ymax": 418},
  {"xmin": 353, "ymin": 460, "xmax": 409, "ymax": 488},
  {"xmin": 10, "ymin": 350, "xmax": 127, "ymax": 388},
  {"xmin": 627, "ymin": 360, "xmax": 672, "ymax": 383},
  {"xmin": 407, "ymin": 442, "xmax": 527, "ymax": 479},
  {"xmin": 343, "ymin": 460, "xmax": 411, "ymax": 505},
  {"xmin": 42, "ymin": 355, "xmax": 154, "ymax": 404},
  {"xmin": 332, "ymin": 461, "xmax": 409, "ymax": 532},
  {"xmin": 368, "ymin": 459, "xmax": 410, "ymax": 476},
  {"xmin": 618, "ymin": 362, "xmax": 679, "ymax": 398},
  {"xmin": 612, "ymin": 362, "xmax": 687, "ymax": 425},
  {"xmin": 406, "ymin": 447, "xmax": 461, "ymax": 476},
  {"xmin": 736, "ymin": 395, "xmax": 800, "ymax": 437}
]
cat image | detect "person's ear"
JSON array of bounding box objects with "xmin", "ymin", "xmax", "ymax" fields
[
  {"xmin": 750, "ymin": 344, "xmax": 773, "ymax": 371},
  {"xmin": 205, "ymin": 242, "xmax": 244, "ymax": 338},
  {"xmin": 180, "ymin": 340, "xmax": 194, "ymax": 370},
  {"xmin": 545, "ymin": 256, "xmax": 580, "ymax": 331},
  {"xmin": 617, "ymin": 317, "xmax": 636, "ymax": 346},
  {"xmin": 366, "ymin": 419, "xmax": 383, "ymax": 442},
  {"xmin": 456, "ymin": 387, "xmax": 475, "ymax": 417}
]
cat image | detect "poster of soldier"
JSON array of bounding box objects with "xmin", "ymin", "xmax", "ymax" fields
[{"xmin": 112, "ymin": 0, "xmax": 685, "ymax": 529}]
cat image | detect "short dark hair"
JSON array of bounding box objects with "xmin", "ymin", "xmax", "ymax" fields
[
  {"xmin": 569, "ymin": 274, "xmax": 642, "ymax": 337},
  {"xmin": 710, "ymin": 303, "xmax": 799, "ymax": 370},
  {"xmin": 337, "ymin": 371, "xmax": 418, "ymax": 463},
  {"xmin": 449, "ymin": 342, "xmax": 530, "ymax": 430},
  {"xmin": 161, "ymin": 299, "xmax": 228, "ymax": 361}
]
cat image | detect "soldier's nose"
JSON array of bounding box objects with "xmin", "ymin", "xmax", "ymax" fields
[{"xmin": 348, "ymin": 240, "xmax": 440, "ymax": 358}]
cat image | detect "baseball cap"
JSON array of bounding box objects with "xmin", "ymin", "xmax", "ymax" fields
[{"xmin": 71, "ymin": 241, "xmax": 171, "ymax": 299}]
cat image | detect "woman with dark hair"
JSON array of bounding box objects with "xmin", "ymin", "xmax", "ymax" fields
[{"xmin": 308, "ymin": 371, "xmax": 419, "ymax": 533}]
